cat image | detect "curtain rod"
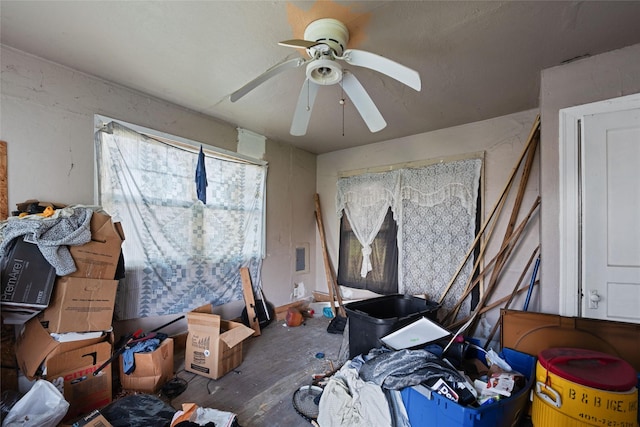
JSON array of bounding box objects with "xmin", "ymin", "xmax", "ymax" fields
[
  {"xmin": 94, "ymin": 114, "xmax": 267, "ymax": 167},
  {"xmin": 338, "ymin": 151, "xmax": 484, "ymax": 178}
]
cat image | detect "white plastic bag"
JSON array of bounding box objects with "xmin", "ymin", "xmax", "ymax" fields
[{"xmin": 2, "ymin": 380, "xmax": 69, "ymax": 427}]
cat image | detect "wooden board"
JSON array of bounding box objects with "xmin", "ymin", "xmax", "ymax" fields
[
  {"xmin": 501, "ymin": 309, "xmax": 640, "ymax": 372},
  {"xmin": 274, "ymin": 300, "xmax": 309, "ymax": 321},
  {"xmin": 240, "ymin": 267, "xmax": 260, "ymax": 336}
]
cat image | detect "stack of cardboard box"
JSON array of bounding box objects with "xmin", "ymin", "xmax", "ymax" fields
[{"xmin": 8, "ymin": 210, "xmax": 125, "ymax": 421}]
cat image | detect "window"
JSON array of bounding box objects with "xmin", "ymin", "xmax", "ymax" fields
[
  {"xmin": 95, "ymin": 117, "xmax": 267, "ymax": 319},
  {"xmin": 338, "ymin": 207, "xmax": 398, "ymax": 294},
  {"xmin": 336, "ymin": 157, "xmax": 482, "ymax": 318}
]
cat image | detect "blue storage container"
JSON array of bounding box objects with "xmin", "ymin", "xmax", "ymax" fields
[{"xmin": 400, "ymin": 348, "xmax": 536, "ymax": 427}]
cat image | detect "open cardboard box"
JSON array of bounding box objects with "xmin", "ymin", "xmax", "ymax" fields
[
  {"xmin": 15, "ymin": 317, "xmax": 114, "ymax": 421},
  {"xmin": 185, "ymin": 304, "xmax": 254, "ymax": 380},
  {"xmin": 69, "ymin": 211, "xmax": 125, "ymax": 280},
  {"xmin": 118, "ymin": 337, "xmax": 174, "ymax": 394}
]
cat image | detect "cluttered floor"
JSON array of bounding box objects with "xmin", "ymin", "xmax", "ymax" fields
[
  {"xmin": 170, "ymin": 314, "xmax": 344, "ymax": 427},
  {"xmin": 5, "ymin": 305, "xmax": 640, "ymax": 426},
  {"xmin": 104, "ymin": 313, "xmax": 537, "ymax": 427}
]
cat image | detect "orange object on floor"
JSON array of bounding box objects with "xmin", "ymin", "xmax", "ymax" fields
[{"xmin": 286, "ymin": 307, "xmax": 304, "ymax": 327}]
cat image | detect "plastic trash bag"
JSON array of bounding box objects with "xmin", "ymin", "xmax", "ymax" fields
[
  {"xmin": 2, "ymin": 380, "xmax": 68, "ymax": 427},
  {"xmin": 100, "ymin": 394, "xmax": 175, "ymax": 427}
]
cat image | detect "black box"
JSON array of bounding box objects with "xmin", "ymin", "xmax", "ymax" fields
[
  {"xmin": 1, "ymin": 235, "xmax": 56, "ymax": 310},
  {"xmin": 344, "ymin": 294, "xmax": 440, "ymax": 358}
]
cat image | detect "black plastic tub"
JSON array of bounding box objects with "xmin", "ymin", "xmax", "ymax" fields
[{"xmin": 345, "ymin": 294, "xmax": 440, "ymax": 358}]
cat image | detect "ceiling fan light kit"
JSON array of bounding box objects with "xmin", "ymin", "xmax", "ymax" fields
[
  {"xmin": 306, "ymin": 58, "xmax": 342, "ymax": 85},
  {"xmin": 230, "ymin": 18, "xmax": 421, "ymax": 136}
]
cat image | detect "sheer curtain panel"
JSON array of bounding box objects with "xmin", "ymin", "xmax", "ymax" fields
[
  {"xmin": 399, "ymin": 159, "xmax": 482, "ymax": 318},
  {"xmin": 336, "ymin": 171, "xmax": 400, "ymax": 277}
]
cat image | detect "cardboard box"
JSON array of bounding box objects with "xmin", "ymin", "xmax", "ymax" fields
[
  {"xmin": 39, "ymin": 276, "xmax": 118, "ymax": 333},
  {"xmin": 1, "ymin": 235, "xmax": 56, "ymax": 310},
  {"xmin": 500, "ymin": 309, "xmax": 640, "ymax": 371},
  {"xmin": 69, "ymin": 410, "xmax": 113, "ymax": 427},
  {"xmin": 15, "ymin": 317, "xmax": 112, "ymax": 380},
  {"xmin": 69, "ymin": 212, "xmax": 125, "ymax": 280},
  {"xmin": 185, "ymin": 305, "xmax": 254, "ymax": 380},
  {"xmin": 48, "ymin": 340, "xmax": 113, "ymax": 421},
  {"xmin": 118, "ymin": 337, "xmax": 174, "ymax": 394},
  {"xmin": 14, "ymin": 317, "xmax": 113, "ymax": 421}
]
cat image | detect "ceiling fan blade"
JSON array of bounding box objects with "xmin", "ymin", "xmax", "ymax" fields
[
  {"xmin": 278, "ymin": 39, "xmax": 323, "ymax": 49},
  {"xmin": 229, "ymin": 57, "xmax": 307, "ymax": 102},
  {"xmin": 339, "ymin": 72, "xmax": 387, "ymax": 133},
  {"xmin": 341, "ymin": 49, "xmax": 421, "ymax": 91},
  {"xmin": 290, "ymin": 79, "xmax": 319, "ymax": 136}
]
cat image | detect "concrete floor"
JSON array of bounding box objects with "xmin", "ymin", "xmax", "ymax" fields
[{"xmin": 170, "ymin": 315, "xmax": 345, "ymax": 427}]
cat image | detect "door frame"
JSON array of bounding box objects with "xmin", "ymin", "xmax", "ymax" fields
[{"xmin": 559, "ymin": 92, "xmax": 640, "ymax": 317}]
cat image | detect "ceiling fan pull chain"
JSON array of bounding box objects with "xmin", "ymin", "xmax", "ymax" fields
[{"xmin": 341, "ymin": 85, "xmax": 345, "ymax": 136}]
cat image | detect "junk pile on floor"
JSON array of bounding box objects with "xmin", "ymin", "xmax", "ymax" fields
[
  {"xmin": 295, "ymin": 294, "xmax": 640, "ymax": 427},
  {"xmin": 1, "ymin": 201, "xmax": 125, "ymax": 422},
  {"xmin": 0, "ymin": 201, "xmax": 246, "ymax": 426}
]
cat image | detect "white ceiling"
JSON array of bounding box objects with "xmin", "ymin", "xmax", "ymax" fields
[{"xmin": 2, "ymin": 1, "xmax": 640, "ymax": 154}]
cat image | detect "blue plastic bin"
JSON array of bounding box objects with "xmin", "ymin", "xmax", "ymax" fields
[{"xmin": 400, "ymin": 348, "xmax": 536, "ymax": 427}]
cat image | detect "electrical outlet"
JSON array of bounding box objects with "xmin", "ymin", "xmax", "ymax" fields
[{"xmin": 291, "ymin": 282, "xmax": 305, "ymax": 300}]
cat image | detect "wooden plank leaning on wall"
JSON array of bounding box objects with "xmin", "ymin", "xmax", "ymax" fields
[
  {"xmin": 0, "ymin": 140, "xmax": 17, "ymax": 393},
  {"xmin": 0, "ymin": 141, "xmax": 7, "ymax": 220}
]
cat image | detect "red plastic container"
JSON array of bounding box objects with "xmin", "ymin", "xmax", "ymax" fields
[{"xmin": 538, "ymin": 347, "xmax": 637, "ymax": 391}]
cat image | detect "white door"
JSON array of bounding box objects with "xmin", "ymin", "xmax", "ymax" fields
[{"xmin": 582, "ymin": 107, "xmax": 640, "ymax": 322}]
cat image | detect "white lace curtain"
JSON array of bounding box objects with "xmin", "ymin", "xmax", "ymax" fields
[
  {"xmin": 336, "ymin": 171, "xmax": 401, "ymax": 277},
  {"xmin": 95, "ymin": 122, "xmax": 267, "ymax": 319},
  {"xmin": 336, "ymin": 158, "xmax": 482, "ymax": 314}
]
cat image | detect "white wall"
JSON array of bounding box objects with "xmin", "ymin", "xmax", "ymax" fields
[
  {"xmin": 0, "ymin": 46, "xmax": 316, "ymax": 335},
  {"xmin": 316, "ymin": 109, "xmax": 541, "ymax": 337},
  {"xmin": 539, "ymin": 42, "xmax": 640, "ymax": 315}
]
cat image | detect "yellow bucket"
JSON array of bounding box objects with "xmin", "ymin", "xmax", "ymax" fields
[{"xmin": 531, "ymin": 348, "xmax": 638, "ymax": 427}]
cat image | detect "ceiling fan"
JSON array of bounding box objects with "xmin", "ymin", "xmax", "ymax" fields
[{"xmin": 229, "ymin": 18, "xmax": 421, "ymax": 136}]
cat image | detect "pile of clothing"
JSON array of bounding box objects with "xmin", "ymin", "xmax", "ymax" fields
[{"xmin": 316, "ymin": 345, "xmax": 525, "ymax": 427}]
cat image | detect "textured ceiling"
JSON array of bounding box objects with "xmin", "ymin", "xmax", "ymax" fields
[{"xmin": 2, "ymin": 1, "xmax": 640, "ymax": 154}]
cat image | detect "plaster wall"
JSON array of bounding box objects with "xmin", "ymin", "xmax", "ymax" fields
[
  {"xmin": 0, "ymin": 46, "xmax": 316, "ymax": 334},
  {"xmin": 539, "ymin": 42, "xmax": 640, "ymax": 315},
  {"xmin": 316, "ymin": 109, "xmax": 541, "ymax": 338}
]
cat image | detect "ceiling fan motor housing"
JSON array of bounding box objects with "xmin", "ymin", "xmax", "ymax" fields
[{"xmin": 304, "ymin": 18, "xmax": 349, "ymax": 57}]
